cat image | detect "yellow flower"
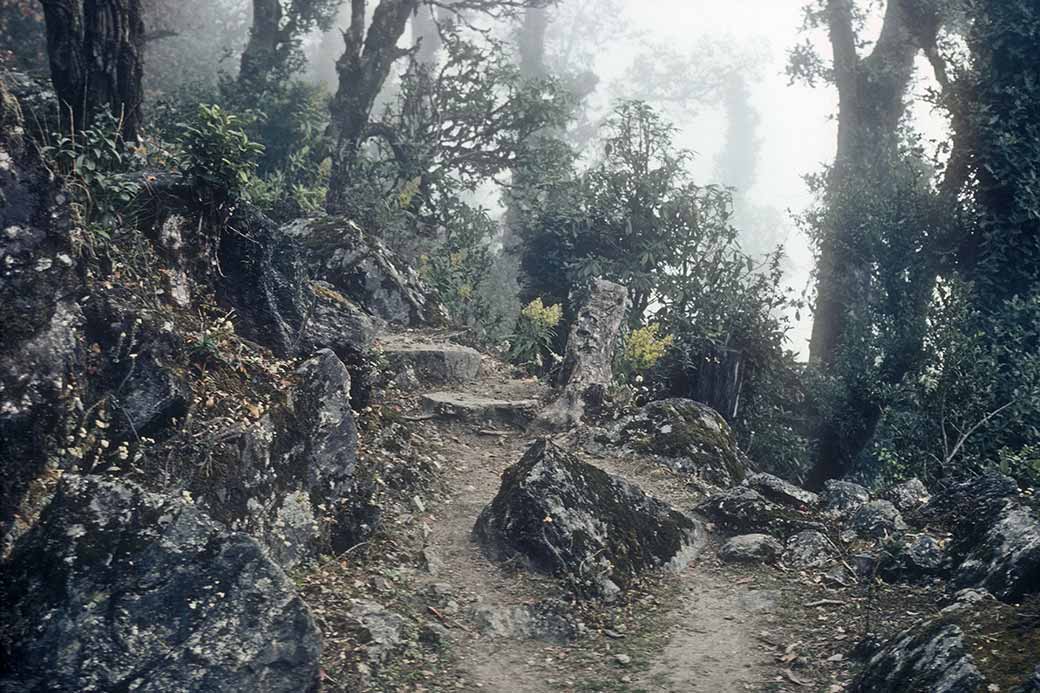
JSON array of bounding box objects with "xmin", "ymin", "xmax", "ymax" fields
[
  {"xmin": 520, "ymin": 298, "xmax": 562, "ymax": 329},
  {"xmin": 624, "ymin": 324, "xmax": 674, "ymax": 371}
]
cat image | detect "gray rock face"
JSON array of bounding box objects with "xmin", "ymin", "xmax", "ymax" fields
[
  {"xmin": 190, "ymin": 349, "xmax": 363, "ymax": 569},
  {"xmin": 533, "ymin": 279, "xmax": 628, "ymax": 432},
  {"xmin": 421, "ymin": 391, "xmax": 541, "ymax": 428},
  {"xmin": 109, "ymin": 351, "xmax": 191, "ymax": 442},
  {"xmin": 377, "ymin": 334, "xmax": 482, "ymax": 388},
  {"xmin": 954, "ymin": 500, "xmax": 1040, "ymax": 602},
  {"xmin": 469, "ymin": 600, "xmax": 581, "ymax": 643},
  {"xmin": 913, "ymin": 472, "xmax": 1020, "ymax": 528},
  {"xmin": 852, "ymin": 592, "xmax": 1040, "ymax": 693},
  {"xmin": 821, "ymin": 479, "xmax": 871, "ymax": 514},
  {"xmin": 848, "ymin": 500, "xmax": 907, "ymax": 539},
  {"xmin": 745, "ymin": 473, "xmax": 819, "ymax": 509},
  {"xmin": 284, "ymin": 216, "xmax": 447, "ymax": 326},
  {"xmin": 473, "ymin": 439, "xmax": 705, "ymax": 597},
  {"xmin": 298, "ymin": 280, "xmax": 380, "ymax": 358},
  {"xmin": 879, "ymin": 477, "xmax": 930, "ymax": 513},
  {"xmin": 696, "ymin": 486, "xmax": 825, "ymax": 540},
  {"xmin": 879, "ymin": 534, "xmax": 946, "ymax": 582},
  {"xmin": 718, "ymin": 533, "xmax": 784, "ymax": 564},
  {"xmin": 1, "ymin": 76, "xmax": 82, "ymax": 539},
  {"xmin": 852, "ymin": 621, "xmax": 984, "ymax": 693},
  {"xmin": 783, "ymin": 530, "xmax": 838, "ymax": 569},
  {"xmin": 0, "ymin": 475, "xmax": 321, "ymax": 693},
  {"xmin": 600, "ymin": 398, "xmax": 749, "ymax": 487},
  {"xmin": 346, "ymin": 599, "xmax": 410, "ymax": 664}
]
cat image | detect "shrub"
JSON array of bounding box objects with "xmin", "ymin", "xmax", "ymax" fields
[
  {"xmin": 177, "ymin": 104, "xmax": 264, "ymax": 210},
  {"xmin": 509, "ymin": 298, "xmax": 563, "ymax": 373}
]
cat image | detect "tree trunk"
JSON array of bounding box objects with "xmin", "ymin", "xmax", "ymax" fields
[
  {"xmin": 325, "ymin": 0, "xmax": 418, "ymax": 213},
  {"xmin": 808, "ymin": 0, "xmax": 917, "ymax": 368},
  {"xmin": 40, "ymin": 0, "xmax": 145, "ymax": 140},
  {"xmin": 693, "ymin": 344, "xmax": 745, "ymax": 421},
  {"xmin": 804, "ymin": 0, "xmax": 933, "ymax": 488},
  {"xmin": 239, "ymin": 0, "xmax": 287, "ymax": 87}
]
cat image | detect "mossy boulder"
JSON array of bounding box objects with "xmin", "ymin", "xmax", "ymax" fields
[
  {"xmin": 0, "ymin": 475, "xmax": 321, "ymax": 693},
  {"xmin": 696, "ymin": 486, "xmax": 826, "ymax": 540},
  {"xmin": 473, "ymin": 439, "xmax": 706, "ymax": 598},
  {"xmin": 852, "ymin": 593, "xmax": 1040, "ymax": 692},
  {"xmin": 601, "ymin": 398, "xmax": 750, "ymax": 487}
]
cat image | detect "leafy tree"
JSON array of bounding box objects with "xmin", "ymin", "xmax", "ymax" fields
[{"xmin": 239, "ymin": 0, "xmax": 342, "ymax": 88}]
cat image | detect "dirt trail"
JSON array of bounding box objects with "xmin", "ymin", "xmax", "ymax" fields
[{"xmin": 407, "ymin": 359, "xmax": 783, "ymax": 693}]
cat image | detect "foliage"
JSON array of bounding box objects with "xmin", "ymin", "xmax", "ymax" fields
[
  {"xmin": 40, "ymin": 111, "xmax": 146, "ymax": 227},
  {"xmin": 518, "ymin": 100, "xmax": 804, "ymax": 473},
  {"xmin": 618, "ymin": 324, "xmax": 673, "ymax": 380},
  {"xmin": 508, "ymin": 297, "xmax": 562, "ymax": 373},
  {"xmin": 176, "ymin": 104, "xmax": 265, "ymax": 210},
  {"xmin": 331, "ymin": 28, "xmax": 575, "ymax": 340}
]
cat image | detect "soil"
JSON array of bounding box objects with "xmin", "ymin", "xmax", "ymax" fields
[{"xmin": 298, "ymin": 337, "xmax": 948, "ymax": 693}]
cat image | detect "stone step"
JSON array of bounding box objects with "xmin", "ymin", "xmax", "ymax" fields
[
  {"xmin": 421, "ymin": 391, "xmax": 542, "ymax": 428},
  {"xmin": 376, "ymin": 334, "xmax": 482, "ymax": 387}
]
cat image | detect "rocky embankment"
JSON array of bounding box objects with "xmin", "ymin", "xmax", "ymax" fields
[{"xmin": 2, "ymin": 71, "xmax": 1039, "ymax": 692}]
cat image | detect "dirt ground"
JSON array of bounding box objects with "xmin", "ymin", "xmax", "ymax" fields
[{"xmin": 298, "ymin": 347, "xmax": 946, "ymax": 693}]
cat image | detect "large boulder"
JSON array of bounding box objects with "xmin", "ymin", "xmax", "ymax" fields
[
  {"xmin": 821, "ymin": 479, "xmax": 871, "ymax": 514},
  {"xmin": 473, "ymin": 439, "xmax": 705, "ymax": 598},
  {"xmin": 782, "ymin": 529, "xmax": 839, "ymax": 569},
  {"xmin": 848, "ymin": 500, "xmax": 908, "ymax": 539},
  {"xmin": 953, "ymin": 499, "xmax": 1040, "ymax": 602},
  {"xmin": 878, "ymin": 534, "xmax": 947, "ymax": 583},
  {"xmin": 175, "ymin": 349, "xmax": 364, "ymax": 569},
  {"xmin": 599, "ymin": 398, "xmax": 749, "ymax": 487},
  {"xmin": 283, "ymin": 216, "xmax": 447, "ymax": 326},
  {"xmin": 0, "ymin": 475, "xmax": 321, "ymax": 693},
  {"xmin": 718, "ymin": 533, "xmax": 783, "ymax": 564},
  {"xmin": 851, "ymin": 592, "xmax": 1040, "ymax": 692},
  {"xmin": 879, "ymin": 477, "xmax": 930, "ymax": 514},
  {"xmin": 0, "ymin": 75, "xmax": 83, "ymax": 542},
  {"xmin": 913, "ymin": 473, "xmax": 1039, "ymax": 602},
  {"xmin": 745, "ymin": 472, "xmax": 819, "ymax": 509},
  {"xmin": 696, "ymin": 486, "xmax": 826, "ymax": 540},
  {"xmin": 532, "ymin": 279, "xmax": 628, "ymax": 432}
]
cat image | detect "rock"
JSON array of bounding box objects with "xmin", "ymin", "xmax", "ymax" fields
[
  {"xmin": 0, "ymin": 70, "xmax": 58, "ymax": 136},
  {"xmin": 696, "ymin": 486, "xmax": 826, "ymax": 540},
  {"xmin": 1, "ymin": 74, "xmax": 82, "ymax": 542},
  {"xmin": 532, "ymin": 279, "xmax": 628, "ymax": 432},
  {"xmin": 718, "ymin": 533, "xmax": 783, "ymax": 564},
  {"xmin": 469, "ymin": 600, "xmax": 581, "ymax": 643},
  {"xmin": 878, "ymin": 534, "xmax": 946, "ymax": 582},
  {"xmin": 346, "ymin": 599, "xmax": 410, "ymax": 664},
  {"xmin": 953, "ymin": 499, "xmax": 1040, "ymax": 602},
  {"xmin": 187, "ymin": 349, "xmax": 364, "ymax": 569},
  {"xmin": 782, "ymin": 530, "xmax": 839, "ymax": 569},
  {"xmin": 377, "ymin": 333, "xmax": 482, "ymax": 387},
  {"xmin": 879, "ymin": 477, "xmax": 930, "ymax": 513},
  {"xmin": 848, "ymin": 500, "xmax": 907, "ymax": 539},
  {"xmin": 297, "ymin": 280, "xmax": 380, "ymax": 358},
  {"xmin": 852, "ymin": 594, "xmax": 1040, "ymax": 693},
  {"xmin": 0, "ymin": 475, "xmax": 321, "ymax": 693},
  {"xmin": 600, "ymin": 398, "xmax": 749, "ymax": 487},
  {"xmin": 421, "ymin": 391, "xmax": 541, "ymax": 428},
  {"xmin": 284, "ymin": 216, "xmax": 447, "ymax": 326},
  {"xmin": 745, "ymin": 472, "xmax": 819, "ymax": 509},
  {"xmin": 913, "ymin": 472, "xmax": 1020, "ymax": 529},
  {"xmin": 851, "ymin": 620, "xmax": 985, "ymax": 692},
  {"xmin": 473, "ymin": 439, "xmax": 705, "ymax": 597},
  {"xmin": 108, "ymin": 351, "xmax": 190, "ymax": 441},
  {"xmin": 821, "ymin": 479, "xmax": 871, "ymax": 514}
]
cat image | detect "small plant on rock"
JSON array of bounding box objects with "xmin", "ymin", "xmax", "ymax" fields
[{"xmin": 177, "ymin": 104, "xmax": 264, "ymax": 214}]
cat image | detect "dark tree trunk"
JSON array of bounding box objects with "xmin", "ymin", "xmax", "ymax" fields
[
  {"xmin": 325, "ymin": 0, "xmax": 418, "ymax": 213},
  {"xmin": 804, "ymin": 0, "xmax": 939, "ymax": 489},
  {"xmin": 40, "ymin": 0, "xmax": 144, "ymax": 140},
  {"xmin": 239, "ymin": 0, "xmax": 288, "ymax": 87},
  {"xmin": 693, "ymin": 344, "xmax": 745, "ymax": 421}
]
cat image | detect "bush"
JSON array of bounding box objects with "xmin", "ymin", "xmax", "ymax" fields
[
  {"xmin": 177, "ymin": 104, "xmax": 264, "ymax": 209},
  {"xmin": 509, "ymin": 298, "xmax": 563, "ymax": 374}
]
